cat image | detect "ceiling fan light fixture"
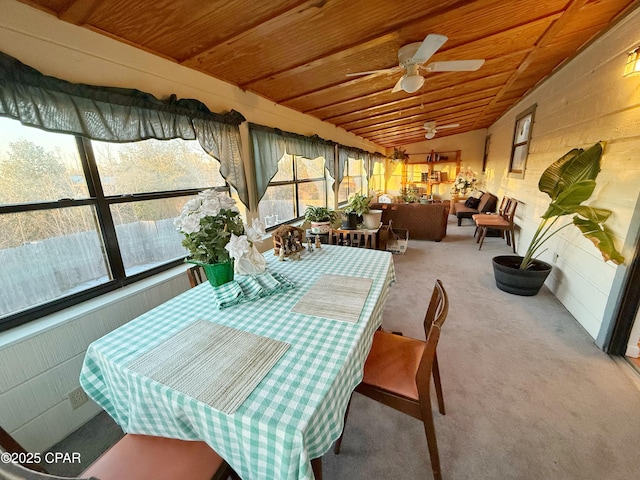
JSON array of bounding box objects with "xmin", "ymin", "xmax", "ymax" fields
[
  {"xmin": 401, "ymin": 74, "xmax": 424, "ymax": 93},
  {"xmin": 425, "ymin": 131, "xmax": 436, "ymax": 139}
]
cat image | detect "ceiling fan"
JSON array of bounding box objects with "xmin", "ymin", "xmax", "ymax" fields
[
  {"xmin": 347, "ymin": 34, "xmax": 484, "ymax": 94},
  {"xmin": 424, "ymin": 120, "xmax": 459, "ymax": 139}
]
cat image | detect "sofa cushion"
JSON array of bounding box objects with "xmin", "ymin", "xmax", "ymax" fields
[{"xmin": 464, "ymin": 197, "xmax": 480, "ymax": 208}]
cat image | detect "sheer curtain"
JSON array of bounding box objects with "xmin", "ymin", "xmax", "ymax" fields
[
  {"xmin": 250, "ymin": 124, "xmax": 336, "ymax": 202},
  {"xmin": 0, "ymin": 51, "xmax": 249, "ymax": 207}
]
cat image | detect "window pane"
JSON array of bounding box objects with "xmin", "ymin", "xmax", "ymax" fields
[
  {"xmin": 0, "ymin": 117, "xmax": 88, "ymax": 204},
  {"xmin": 0, "ymin": 206, "xmax": 111, "ymax": 318},
  {"xmin": 515, "ymin": 115, "xmax": 532, "ymax": 143},
  {"xmin": 298, "ymin": 180, "xmax": 326, "ymax": 213},
  {"xmin": 348, "ymin": 158, "xmax": 365, "ymax": 177},
  {"xmin": 111, "ymin": 197, "xmax": 190, "ymax": 275},
  {"xmin": 258, "ymin": 184, "xmax": 295, "ymax": 227},
  {"xmin": 296, "ymin": 156, "xmax": 325, "ymax": 179},
  {"xmin": 92, "ymin": 138, "xmax": 225, "ymax": 195},
  {"xmin": 271, "ymin": 154, "xmax": 293, "ymax": 182},
  {"xmin": 511, "ymin": 145, "xmax": 528, "ymax": 172}
]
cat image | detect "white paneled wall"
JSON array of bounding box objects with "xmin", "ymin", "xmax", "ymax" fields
[
  {"xmin": 484, "ymin": 8, "xmax": 640, "ymax": 339},
  {"xmin": 0, "ymin": 268, "xmax": 190, "ymax": 452}
]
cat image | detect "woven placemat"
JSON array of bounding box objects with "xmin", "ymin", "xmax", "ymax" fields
[
  {"xmin": 291, "ymin": 274, "xmax": 373, "ymax": 323},
  {"xmin": 128, "ymin": 320, "xmax": 290, "ymax": 414}
]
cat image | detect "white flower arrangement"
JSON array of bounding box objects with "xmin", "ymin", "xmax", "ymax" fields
[
  {"xmin": 452, "ymin": 170, "xmax": 478, "ymax": 194},
  {"xmin": 174, "ymin": 190, "xmax": 265, "ymax": 274}
]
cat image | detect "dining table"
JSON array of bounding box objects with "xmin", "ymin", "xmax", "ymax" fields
[{"xmin": 79, "ymin": 244, "xmax": 395, "ymax": 480}]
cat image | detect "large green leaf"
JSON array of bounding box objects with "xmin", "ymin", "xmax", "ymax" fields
[
  {"xmin": 573, "ymin": 217, "xmax": 625, "ymax": 265},
  {"xmin": 572, "ymin": 205, "xmax": 611, "ymax": 223},
  {"xmin": 541, "ymin": 180, "xmax": 596, "ymax": 218},
  {"xmin": 538, "ymin": 142, "xmax": 603, "ymax": 200}
]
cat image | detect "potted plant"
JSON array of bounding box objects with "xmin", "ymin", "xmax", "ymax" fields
[
  {"xmin": 341, "ymin": 193, "xmax": 383, "ymax": 230},
  {"xmin": 174, "ymin": 190, "xmax": 266, "ymax": 286},
  {"xmin": 304, "ymin": 205, "xmax": 338, "ymax": 234},
  {"xmin": 493, "ymin": 142, "xmax": 624, "ymax": 296},
  {"xmin": 391, "ymin": 148, "xmax": 409, "ymax": 163}
]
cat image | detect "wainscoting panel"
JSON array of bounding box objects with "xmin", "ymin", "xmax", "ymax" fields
[{"xmin": 0, "ymin": 267, "xmax": 190, "ymax": 452}]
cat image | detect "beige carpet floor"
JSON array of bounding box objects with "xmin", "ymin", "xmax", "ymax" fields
[{"xmin": 48, "ymin": 217, "xmax": 640, "ymax": 479}]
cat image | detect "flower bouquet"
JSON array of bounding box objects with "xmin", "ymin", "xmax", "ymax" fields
[
  {"xmin": 452, "ymin": 170, "xmax": 478, "ymax": 195},
  {"xmin": 174, "ymin": 190, "xmax": 266, "ymax": 285}
]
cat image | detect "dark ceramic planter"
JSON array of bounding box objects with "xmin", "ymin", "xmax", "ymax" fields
[
  {"xmin": 341, "ymin": 212, "xmax": 358, "ymax": 230},
  {"xmin": 492, "ymin": 255, "xmax": 552, "ymax": 296}
]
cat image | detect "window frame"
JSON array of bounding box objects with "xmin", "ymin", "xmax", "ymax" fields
[
  {"xmin": 508, "ymin": 104, "xmax": 536, "ymax": 179},
  {"xmin": 0, "ymin": 128, "xmax": 227, "ymax": 332},
  {"xmin": 338, "ymin": 156, "xmax": 369, "ymax": 207},
  {"xmin": 259, "ymin": 154, "xmax": 329, "ymax": 231}
]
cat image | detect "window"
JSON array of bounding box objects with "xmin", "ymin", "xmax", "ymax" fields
[
  {"xmin": 369, "ymin": 160, "xmax": 386, "ymax": 193},
  {"xmin": 508, "ymin": 105, "xmax": 536, "ymax": 179},
  {"xmin": 0, "ymin": 117, "xmax": 227, "ymax": 329},
  {"xmin": 258, "ymin": 154, "xmax": 332, "ymax": 229},
  {"xmin": 338, "ymin": 157, "xmax": 368, "ymax": 204}
]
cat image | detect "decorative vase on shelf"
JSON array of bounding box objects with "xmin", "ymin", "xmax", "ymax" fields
[{"xmin": 187, "ymin": 259, "xmax": 234, "ymax": 287}]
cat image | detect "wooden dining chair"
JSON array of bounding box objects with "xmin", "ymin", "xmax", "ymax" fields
[
  {"xmin": 474, "ymin": 198, "xmax": 518, "ymax": 252},
  {"xmin": 186, "ymin": 264, "xmax": 206, "ymax": 288},
  {"xmin": 335, "ymin": 279, "xmax": 449, "ymax": 480},
  {"xmin": 1, "ymin": 424, "xmax": 48, "ymax": 473},
  {"xmin": 1, "ymin": 428, "xmax": 239, "ymax": 480},
  {"xmin": 473, "ymin": 196, "xmax": 511, "ymax": 237}
]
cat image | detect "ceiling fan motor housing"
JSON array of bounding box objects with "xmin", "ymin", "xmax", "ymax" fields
[{"xmin": 398, "ymin": 42, "xmax": 424, "ymax": 66}]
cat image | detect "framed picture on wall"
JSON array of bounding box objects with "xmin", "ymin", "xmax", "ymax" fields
[{"xmin": 508, "ymin": 104, "xmax": 536, "ymax": 179}]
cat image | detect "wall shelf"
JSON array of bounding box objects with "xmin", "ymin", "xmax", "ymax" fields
[{"xmin": 402, "ymin": 150, "xmax": 461, "ymax": 196}]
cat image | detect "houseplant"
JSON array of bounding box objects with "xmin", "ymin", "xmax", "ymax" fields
[
  {"xmin": 391, "ymin": 148, "xmax": 409, "ymax": 162},
  {"xmin": 304, "ymin": 205, "xmax": 338, "ymax": 234},
  {"xmin": 341, "ymin": 193, "xmax": 383, "ymax": 230},
  {"xmin": 493, "ymin": 141, "xmax": 624, "ymax": 295},
  {"xmin": 174, "ymin": 189, "xmax": 265, "ymax": 286}
]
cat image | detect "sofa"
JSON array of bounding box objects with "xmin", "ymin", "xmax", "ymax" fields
[
  {"xmin": 370, "ymin": 202, "xmax": 450, "ymax": 241},
  {"xmin": 454, "ymin": 192, "xmax": 498, "ymax": 225}
]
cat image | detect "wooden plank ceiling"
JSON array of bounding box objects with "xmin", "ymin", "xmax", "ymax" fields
[{"xmin": 19, "ymin": 0, "xmax": 638, "ymax": 148}]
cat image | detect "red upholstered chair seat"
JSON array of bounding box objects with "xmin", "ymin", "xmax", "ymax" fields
[
  {"xmin": 362, "ymin": 330, "xmax": 425, "ymax": 401},
  {"xmin": 82, "ymin": 434, "xmax": 231, "ymax": 480}
]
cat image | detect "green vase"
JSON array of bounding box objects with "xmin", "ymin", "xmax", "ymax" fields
[{"xmin": 187, "ymin": 260, "xmax": 234, "ymax": 287}]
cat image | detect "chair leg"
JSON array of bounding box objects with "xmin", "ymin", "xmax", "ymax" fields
[
  {"xmin": 333, "ymin": 396, "xmax": 352, "ymax": 454},
  {"xmin": 478, "ymin": 227, "xmax": 487, "ymax": 250},
  {"xmin": 510, "ymin": 228, "xmax": 516, "ymax": 253},
  {"xmin": 432, "ymin": 353, "xmax": 445, "ymax": 415},
  {"xmin": 420, "ymin": 397, "xmax": 442, "ymax": 480}
]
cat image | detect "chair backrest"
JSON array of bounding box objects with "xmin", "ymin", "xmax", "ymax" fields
[
  {"xmin": 498, "ymin": 196, "xmax": 511, "ymax": 216},
  {"xmin": 186, "ymin": 265, "xmax": 205, "ymax": 288},
  {"xmin": 503, "ymin": 198, "xmax": 518, "ymax": 223},
  {"xmin": 0, "ymin": 425, "xmax": 48, "ymax": 474},
  {"xmin": 417, "ymin": 280, "xmax": 449, "ymax": 394}
]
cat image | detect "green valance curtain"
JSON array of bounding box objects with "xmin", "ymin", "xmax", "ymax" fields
[
  {"xmin": 250, "ymin": 123, "xmax": 336, "ymax": 202},
  {"xmin": 338, "ymin": 146, "xmax": 386, "ymax": 183},
  {"xmin": 0, "ymin": 51, "xmax": 249, "ymax": 207}
]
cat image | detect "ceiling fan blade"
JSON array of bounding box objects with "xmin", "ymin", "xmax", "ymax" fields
[
  {"xmin": 346, "ymin": 68, "xmax": 398, "ymax": 76},
  {"xmin": 425, "ymin": 59, "xmax": 485, "ymax": 72},
  {"xmin": 438, "ymin": 123, "xmax": 460, "ymax": 129},
  {"xmin": 391, "ymin": 76, "xmax": 405, "ymax": 93},
  {"xmin": 412, "ymin": 34, "xmax": 448, "ymax": 64}
]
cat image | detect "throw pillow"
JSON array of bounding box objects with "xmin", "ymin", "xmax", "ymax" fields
[{"xmin": 464, "ymin": 197, "xmax": 481, "ymax": 208}]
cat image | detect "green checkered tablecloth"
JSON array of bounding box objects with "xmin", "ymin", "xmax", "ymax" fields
[{"xmin": 80, "ymin": 245, "xmax": 395, "ymax": 480}]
